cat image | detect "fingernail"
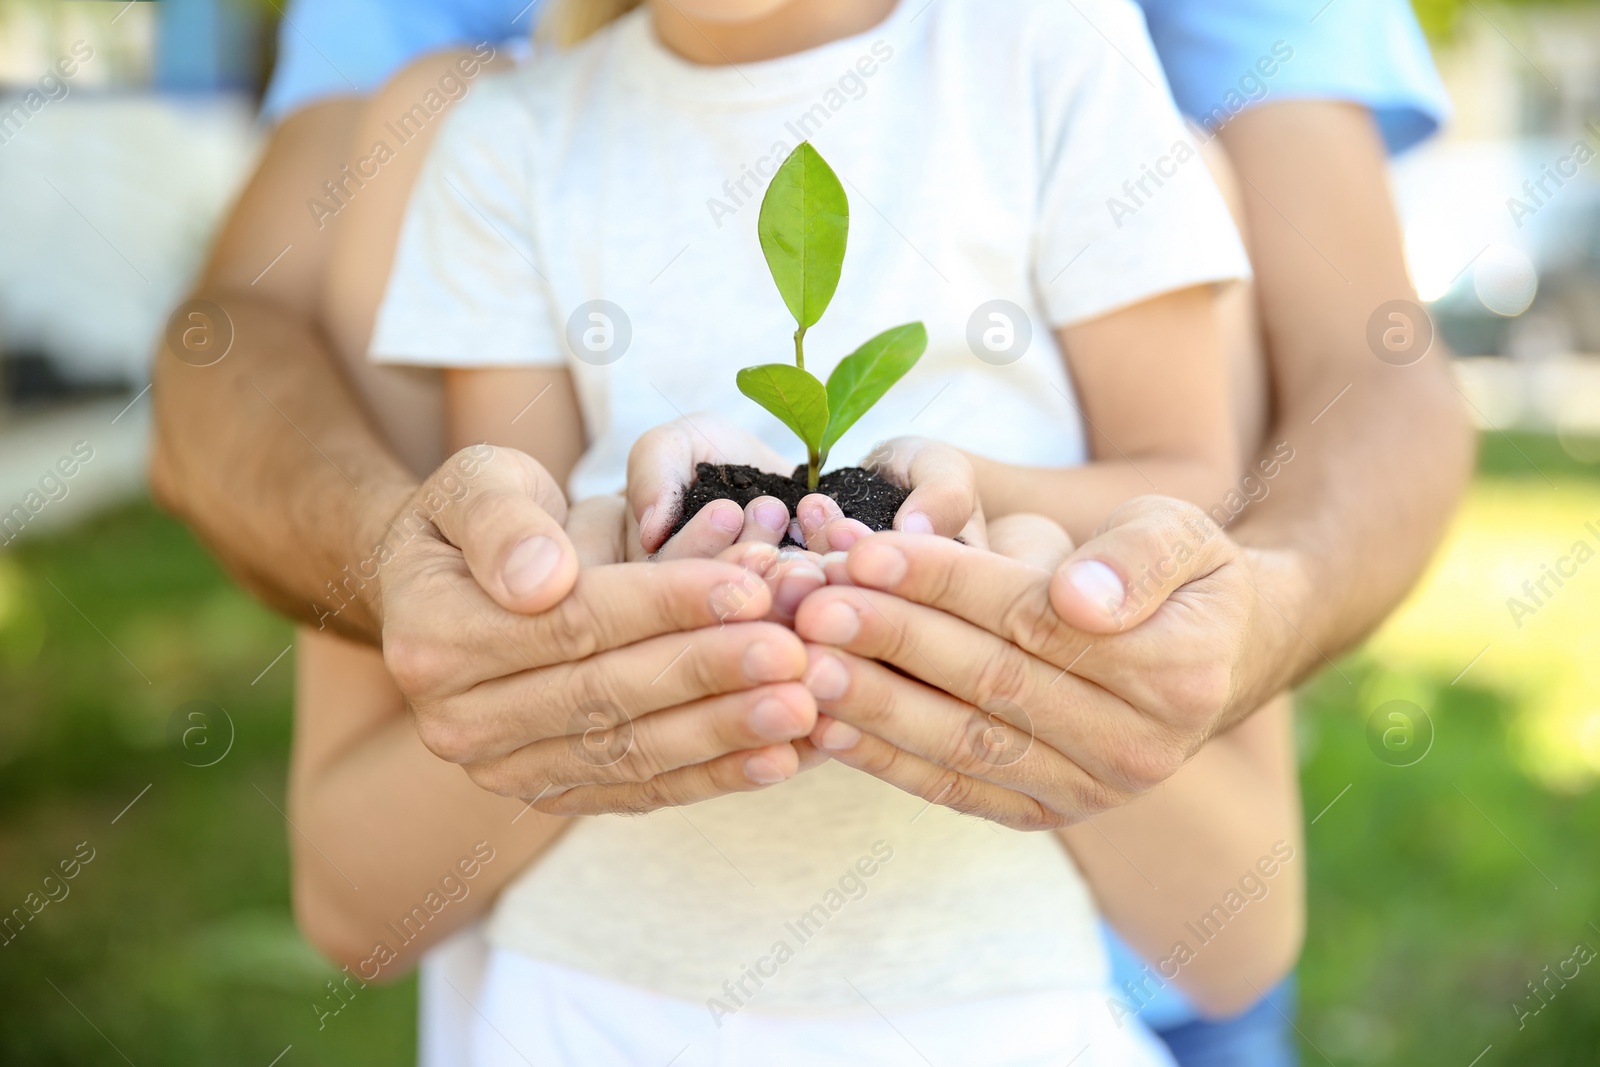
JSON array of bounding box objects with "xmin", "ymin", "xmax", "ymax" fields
[
  {"xmin": 751, "ymin": 499, "xmax": 788, "ymax": 533},
  {"xmin": 640, "ymin": 504, "xmax": 657, "ymax": 538},
  {"xmin": 827, "ymin": 522, "xmax": 866, "ymax": 551},
  {"xmin": 850, "ymin": 541, "xmax": 907, "ymax": 588},
  {"xmin": 818, "ymin": 719, "xmax": 861, "ymax": 752},
  {"xmin": 744, "ymin": 754, "xmax": 790, "ymax": 785},
  {"xmin": 749, "ymin": 698, "xmax": 801, "ymax": 740},
  {"xmin": 899, "ymin": 511, "xmax": 934, "ymax": 535},
  {"xmin": 743, "ymin": 640, "xmax": 794, "ymax": 683},
  {"xmin": 804, "ymin": 652, "xmax": 849, "ymax": 700},
  {"xmin": 775, "ymin": 566, "xmax": 825, "ymax": 618},
  {"xmin": 799, "ymin": 499, "xmax": 834, "ymax": 532},
  {"xmin": 709, "ymin": 502, "xmax": 743, "ymax": 534},
  {"xmin": 1068, "ymin": 560, "xmax": 1125, "ymax": 615},
  {"xmin": 503, "ymin": 535, "xmax": 561, "ymax": 599},
  {"xmin": 788, "ymin": 519, "xmax": 806, "ymax": 545},
  {"xmin": 805, "ymin": 601, "xmax": 859, "ymax": 644},
  {"xmin": 710, "ymin": 578, "xmax": 761, "ymax": 621}
]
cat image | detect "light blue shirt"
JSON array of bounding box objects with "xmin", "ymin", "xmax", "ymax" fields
[
  {"xmin": 261, "ymin": 0, "xmax": 1449, "ymax": 154},
  {"xmin": 259, "ymin": 0, "xmax": 1446, "ymax": 1031}
]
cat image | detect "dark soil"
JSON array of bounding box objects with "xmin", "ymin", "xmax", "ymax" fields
[{"xmin": 667, "ymin": 462, "xmax": 909, "ymax": 548}]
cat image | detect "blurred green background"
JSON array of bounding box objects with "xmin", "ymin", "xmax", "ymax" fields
[{"xmin": 0, "ymin": 431, "xmax": 1596, "ymax": 1065}]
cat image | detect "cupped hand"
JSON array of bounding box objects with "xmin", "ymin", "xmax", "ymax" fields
[
  {"xmin": 793, "ymin": 497, "xmax": 1272, "ymax": 829},
  {"xmin": 377, "ymin": 445, "xmax": 822, "ymax": 816},
  {"xmin": 625, "ymin": 414, "xmax": 792, "ymax": 558}
]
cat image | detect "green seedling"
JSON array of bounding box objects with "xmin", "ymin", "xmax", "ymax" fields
[{"xmin": 738, "ymin": 142, "xmax": 927, "ymax": 490}]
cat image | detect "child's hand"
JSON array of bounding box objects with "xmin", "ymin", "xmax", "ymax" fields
[
  {"xmin": 798, "ymin": 437, "xmax": 987, "ymax": 554},
  {"xmin": 626, "ymin": 414, "xmax": 792, "ymax": 557}
]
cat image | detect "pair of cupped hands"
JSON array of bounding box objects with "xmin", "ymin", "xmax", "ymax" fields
[{"xmin": 379, "ymin": 416, "xmax": 1259, "ymax": 831}]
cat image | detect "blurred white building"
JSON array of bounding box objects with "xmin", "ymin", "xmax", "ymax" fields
[{"xmin": 0, "ymin": 0, "xmax": 263, "ymax": 399}]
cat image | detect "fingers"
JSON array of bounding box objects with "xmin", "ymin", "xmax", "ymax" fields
[
  {"xmin": 426, "ymin": 445, "xmax": 580, "ymax": 615},
  {"xmin": 867, "ymin": 437, "xmax": 980, "ymax": 540},
  {"xmin": 432, "ymin": 613, "xmax": 810, "ymax": 763},
  {"xmin": 654, "ymin": 499, "xmax": 745, "ymax": 560},
  {"xmin": 386, "ymin": 552, "xmax": 779, "ymax": 717},
  {"xmin": 654, "ymin": 496, "xmax": 790, "ymax": 560},
  {"xmin": 471, "ymin": 679, "xmax": 817, "ymax": 796},
  {"xmin": 801, "ymin": 638, "xmax": 1113, "ymax": 808},
  {"xmin": 768, "ymin": 554, "xmax": 827, "ymax": 623},
  {"xmin": 627, "ymin": 415, "xmax": 791, "ymax": 553},
  {"xmin": 810, "ymin": 717, "xmax": 1071, "ymax": 831},
  {"xmin": 830, "ymin": 532, "xmax": 1085, "ymax": 664},
  {"xmin": 794, "ymin": 588, "xmax": 1186, "ymax": 794},
  {"xmin": 566, "ymin": 495, "xmax": 627, "ymax": 567},
  {"xmin": 796, "ymin": 494, "xmax": 872, "ymax": 553},
  {"xmin": 536, "ymin": 743, "xmax": 801, "ymax": 817},
  {"xmin": 708, "ymin": 541, "xmax": 825, "ymax": 623},
  {"xmin": 987, "ymin": 513, "xmax": 1074, "ymax": 571},
  {"xmin": 1048, "ymin": 495, "xmax": 1233, "ymax": 633},
  {"xmin": 736, "ymin": 497, "xmax": 791, "ymax": 546}
]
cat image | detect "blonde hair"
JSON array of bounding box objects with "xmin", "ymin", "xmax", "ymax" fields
[{"xmin": 538, "ymin": 0, "xmax": 645, "ymax": 47}]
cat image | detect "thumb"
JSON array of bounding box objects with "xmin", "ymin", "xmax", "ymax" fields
[
  {"xmin": 428, "ymin": 445, "xmax": 579, "ymax": 614},
  {"xmin": 1049, "ymin": 496, "xmax": 1229, "ymax": 633}
]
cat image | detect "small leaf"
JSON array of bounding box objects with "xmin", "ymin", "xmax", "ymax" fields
[
  {"xmin": 758, "ymin": 143, "xmax": 849, "ymax": 331},
  {"xmin": 737, "ymin": 364, "xmax": 829, "ymax": 453},
  {"xmin": 821, "ymin": 322, "xmax": 927, "ymax": 455}
]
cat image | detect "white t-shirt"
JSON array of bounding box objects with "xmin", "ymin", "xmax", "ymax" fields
[
  {"xmin": 371, "ymin": 0, "xmax": 1247, "ymax": 503},
  {"xmin": 372, "ymin": 0, "xmax": 1244, "ymax": 1041}
]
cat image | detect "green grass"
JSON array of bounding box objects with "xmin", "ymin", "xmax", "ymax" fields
[
  {"xmin": 1295, "ymin": 431, "xmax": 1600, "ymax": 1064},
  {"xmin": 0, "ymin": 432, "xmax": 1597, "ymax": 1063},
  {"xmin": 0, "ymin": 507, "xmax": 415, "ymax": 1064}
]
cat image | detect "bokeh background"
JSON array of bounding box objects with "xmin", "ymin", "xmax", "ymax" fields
[{"xmin": 2, "ymin": 0, "xmax": 1598, "ymax": 1063}]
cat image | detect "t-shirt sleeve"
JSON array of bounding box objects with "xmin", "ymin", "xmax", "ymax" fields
[
  {"xmin": 1137, "ymin": 0, "xmax": 1450, "ymax": 155},
  {"xmin": 368, "ymin": 79, "xmax": 564, "ymax": 369},
  {"xmin": 1031, "ymin": 0, "xmax": 1250, "ymax": 329},
  {"xmin": 259, "ymin": 0, "xmax": 533, "ymax": 123}
]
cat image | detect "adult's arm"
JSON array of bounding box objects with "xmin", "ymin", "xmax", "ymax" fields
[
  {"xmin": 153, "ymin": 52, "xmax": 819, "ymax": 813},
  {"xmin": 789, "ymin": 101, "xmax": 1474, "ymax": 822},
  {"xmin": 148, "ymin": 100, "xmax": 419, "ymax": 643},
  {"xmin": 1211, "ymin": 100, "xmax": 1475, "ymax": 717}
]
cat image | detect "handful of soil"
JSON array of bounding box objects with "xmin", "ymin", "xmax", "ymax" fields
[{"xmin": 667, "ymin": 462, "xmax": 908, "ymax": 549}]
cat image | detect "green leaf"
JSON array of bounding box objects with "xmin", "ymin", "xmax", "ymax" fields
[
  {"xmin": 758, "ymin": 143, "xmax": 849, "ymax": 331},
  {"xmin": 736, "ymin": 364, "xmax": 829, "ymax": 452},
  {"xmin": 821, "ymin": 322, "xmax": 927, "ymax": 455}
]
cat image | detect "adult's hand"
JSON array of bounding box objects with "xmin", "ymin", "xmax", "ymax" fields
[
  {"xmin": 793, "ymin": 497, "xmax": 1300, "ymax": 829},
  {"xmin": 377, "ymin": 444, "xmax": 821, "ymax": 816}
]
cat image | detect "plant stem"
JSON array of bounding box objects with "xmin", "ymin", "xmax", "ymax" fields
[
  {"xmin": 807, "ymin": 448, "xmax": 820, "ymax": 490},
  {"xmin": 794, "ymin": 326, "xmax": 806, "ymax": 372}
]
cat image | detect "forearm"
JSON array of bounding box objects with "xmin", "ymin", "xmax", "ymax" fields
[
  {"xmin": 291, "ymin": 716, "xmax": 567, "ymax": 977},
  {"xmin": 150, "ymin": 291, "xmax": 416, "ymax": 641},
  {"xmin": 1228, "ymin": 358, "xmax": 1472, "ymax": 695},
  {"xmin": 970, "ymin": 453, "xmax": 1233, "ymax": 546},
  {"xmin": 1216, "ymin": 102, "xmax": 1475, "ymax": 713},
  {"xmin": 288, "ymin": 630, "xmax": 569, "ymax": 976},
  {"xmin": 1059, "ymin": 699, "xmax": 1304, "ymax": 1015}
]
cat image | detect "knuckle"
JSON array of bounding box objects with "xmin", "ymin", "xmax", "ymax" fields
[
  {"xmin": 382, "ymin": 631, "xmax": 451, "ymax": 700},
  {"xmin": 464, "ymin": 757, "xmax": 520, "ymax": 798},
  {"xmin": 1111, "ymin": 737, "xmax": 1183, "ymax": 795},
  {"xmin": 1072, "ymin": 773, "xmax": 1129, "ymax": 818},
  {"xmin": 1001, "ymin": 795, "xmax": 1066, "ymax": 833},
  {"xmin": 612, "ymin": 777, "xmax": 677, "ymax": 815},
  {"xmin": 545, "ymin": 594, "xmax": 602, "ymax": 662},
  {"xmin": 971, "ymin": 645, "xmax": 1033, "ymax": 708},
  {"xmin": 608, "ymin": 737, "xmax": 669, "ymax": 785},
  {"xmin": 413, "ymin": 711, "xmax": 477, "ymax": 765},
  {"xmin": 998, "ymin": 587, "xmax": 1066, "ymax": 657}
]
